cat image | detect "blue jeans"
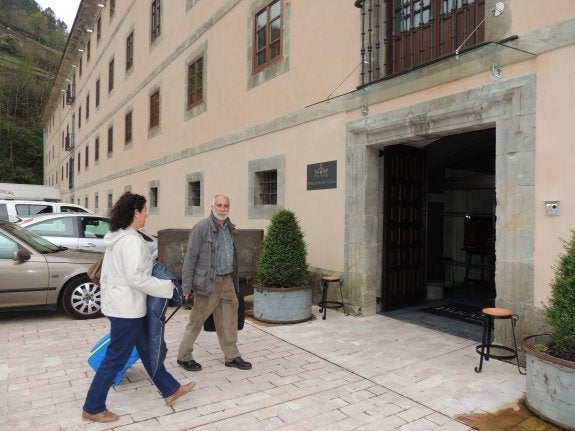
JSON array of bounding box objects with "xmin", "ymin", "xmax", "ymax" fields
[{"xmin": 83, "ymin": 316, "xmax": 180, "ymax": 414}]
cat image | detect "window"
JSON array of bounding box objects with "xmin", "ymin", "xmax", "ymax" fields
[
  {"xmin": 126, "ymin": 31, "xmax": 134, "ymax": 71},
  {"xmin": 77, "ymin": 152, "xmax": 81, "ymax": 173},
  {"xmin": 110, "ymin": 0, "xmax": 115, "ymax": 17},
  {"xmin": 95, "ymin": 79, "xmax": 100, "ymax": 107},
  {"xmin": 150, "ymin": 187, "xmax": 158, "ymax": 208},
  {"xmin": 187, "ymin": 56, "xmax": 203, "ymax": 110},
  {"xmin": 253, "ymin": 0, "xmax": 282, "ymax": 72},
  {"xmin": 78, "ymin": 106, "xmax": 81, "ymax": 129},
  {"xmin": 107, "ymin": 126, "xmax": 113, "ymax": 157},
  {"xmin": 84, "ymin": 196, "xmax": 88, "ymax": 208},
  {"xmin": 148, "ymin": 180, "xmax": 160, "ymax": 214},
  {"xmin": 248, "ymin": 155, "xmax": 285, "ymax": 218},
  {"xmin": 95, "ymin": 193, "xmax": 99, "ymax": 212},
  {"xmin": 107, "ymin": 193, "xmax": 113, "ymax": 209},
  {"xmin": 151, "ymin": 0, "xmax": 161, "ymax": 43},
  {"xmin": 108, "ymin": 58, "xmax": 114, "ymax": 92},
  {"xmin": 85, "ymin": 146, "xmax": 89, "ymax": 168},
  {"xmin": 256, "ymin": 170, "xmax": 277, "ymax": 205},
  {"xmin": 185, "ymin": 172, "xmax": 203, "ymax": 216},
  {"xmin": 149, "ymin": 90, "xmax": 160, "ymax": 129},
  {"xmin": 87, "ymin": 39, "xmax": 91, "ymax": 62},
  {"xmin": 188, "ymin": 181, "xmax": 200, "ymax": 206},
  {"xmin": 79, "ymin": 57, "xmax": 83, "ymax": 77},
  {"xmin": 95, "ymin": 137, "xmax": 100, "ymax": 162},
  {"xmin": 97, "ymin": 16, "xmax": 101, "ymax": 42},
  {"xmin": 358, "ymin": 0, "xmax": 486, "ymax": 79},
  {"xmin": 85, "ymin": 94, "xmax": 89, "ymax": 120},
  {"xmin": 125, "ymin": 111, "xmax": 132, "ymax": 144}
]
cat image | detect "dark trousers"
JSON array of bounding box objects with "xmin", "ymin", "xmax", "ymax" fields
[{"xmin": 83, "ymin": 316, "xmax": 180, "ymax": 414}]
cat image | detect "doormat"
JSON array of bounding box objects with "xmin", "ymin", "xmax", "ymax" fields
[{"xmin": 420, "ymin": 303, "xmax": 484, "ymax": 326}]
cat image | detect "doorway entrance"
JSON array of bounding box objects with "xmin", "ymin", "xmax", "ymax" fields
[{"xmin": 381, "ymin": 129, "xmax": 496, "ymax": 312}]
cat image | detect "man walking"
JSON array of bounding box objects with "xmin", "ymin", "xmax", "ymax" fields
[{"xmin": 177, "ymin": 194, "xmax": 251, "ymax": 371}]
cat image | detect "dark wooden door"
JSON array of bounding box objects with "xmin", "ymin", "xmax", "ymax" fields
[{"xmin": 382, "ymin": 145, "xmax": 427, "ymax": 311}]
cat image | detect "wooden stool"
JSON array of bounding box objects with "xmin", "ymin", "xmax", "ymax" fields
[
  {"xmin": 318, "ymin": 276, "xmax": 346, "ymax": 320},
  {"xmin": 475, "ymin": 307, "xmax": 525, "ymax": 374}
]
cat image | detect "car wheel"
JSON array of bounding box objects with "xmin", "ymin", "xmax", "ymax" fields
[{"xmin": 61, "ymin": 275, "xmax": 102, "ymax": 319}]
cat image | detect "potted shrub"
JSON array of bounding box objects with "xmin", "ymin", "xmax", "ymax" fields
[
  {"xmin": 522, "ymin": 231, "xmax": 575, "ymax": 430},
  {"xmin": 252, "ymin": 209, "xmax": 312, "ymax": 323}
]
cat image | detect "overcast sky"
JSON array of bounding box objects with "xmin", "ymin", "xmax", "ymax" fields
[{"xmin": 36, "ymin": 0, "xmax": 81, "ymax": 31}]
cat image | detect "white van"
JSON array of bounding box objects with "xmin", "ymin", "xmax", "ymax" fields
[{"xmin": 0, "ymin": 200, "xmax": 91, "ymax": 223}]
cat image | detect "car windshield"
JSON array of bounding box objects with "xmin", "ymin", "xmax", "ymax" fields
[{"xmin": 2, "ymin": 220, "xmax": 62, "ymax": 253}]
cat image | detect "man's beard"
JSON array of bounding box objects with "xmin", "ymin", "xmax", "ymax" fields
[{"xmin": 212, "ymin": 210, "xmax": 227, "ymax": 221}]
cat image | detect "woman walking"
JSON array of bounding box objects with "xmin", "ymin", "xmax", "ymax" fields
[{"xmin": 82, "ymin": 192, "xmax": 194, "ymax": 423}]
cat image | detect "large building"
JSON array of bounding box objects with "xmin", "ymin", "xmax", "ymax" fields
[{"xmin": 42, "ymin": 0, "xmax": 575, "ymax": 340}]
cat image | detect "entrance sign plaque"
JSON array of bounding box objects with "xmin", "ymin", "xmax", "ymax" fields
[{"xmin": 307, "ymin": 160, "xmax": 337, "ymax": 190}]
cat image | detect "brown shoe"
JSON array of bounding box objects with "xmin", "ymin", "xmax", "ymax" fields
[
  {"xmin": 81, "ymin": 409, "xmax": 120, "ymax": 423},
  {"xmin": 164, "ymin": 381, "xmax": 196, "ymax": 406}
]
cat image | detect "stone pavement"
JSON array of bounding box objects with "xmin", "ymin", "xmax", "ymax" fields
[{"xmin": 0, "ymin": 305, "xmax": 527, "ymax": 431}]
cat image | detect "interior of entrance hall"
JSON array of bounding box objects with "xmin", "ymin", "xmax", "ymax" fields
[
  {"xmin": 381, "ymin": 128, "xmax": 496, "ymax": 313},
  {"xmin": 426, "ymin": 128, "xmax": 495, "ymax": 308}
]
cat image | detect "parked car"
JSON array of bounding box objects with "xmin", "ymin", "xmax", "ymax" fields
[
  {"xmin": 0, "ymin": 219, "xmax": 102, "ymax": 319},
  {"xmin": 18, "ymin": 213, "xmax": 158, "ymax": 259},
  {"xmin": 0, "ymin": 199, "xmax": 90, "ymax": 223}
]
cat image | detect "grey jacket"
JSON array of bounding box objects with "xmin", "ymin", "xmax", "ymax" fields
[{"xmin": 181, "ymin": 213, "xmax": 239, "ymax": 296}]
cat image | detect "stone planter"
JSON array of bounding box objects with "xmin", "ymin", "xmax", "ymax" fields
[
  {"xmin": 522, "ymin": 334, "xmax": 575, "ymax": 431},
  {"xmin": 253, "ymin": 285, "xmax": 313, "ymax": 324}
]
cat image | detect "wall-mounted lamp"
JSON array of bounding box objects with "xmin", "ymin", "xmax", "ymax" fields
[
  {"xmin": 97, "ymin": 1, "xmax": 106, "ymax": 7},
  {"xmin": 78, "ymin": 48, "xmax": 84, "ymax": 52},
  {"xmin": 455, "ymin": 2, "xmax": 505, "ymax": 58},
  {"xmin": 491, "ymin": 63, "xmax": 502, "ymax": 81},
  {"xmin": 86, "ymin": 28, "xmax": 93, "ymax": 33},
  {"xmin": 72, "ymin": 64, "xmax": 77, "ymax": 68},
  {"xmin": 361, "ymin": 102, "xmax": 369, "ymax": 117}
]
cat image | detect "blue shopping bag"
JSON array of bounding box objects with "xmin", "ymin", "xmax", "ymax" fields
[{"xmin": 87, "ymin": 333, "xmax": 140, "ymax": 385}]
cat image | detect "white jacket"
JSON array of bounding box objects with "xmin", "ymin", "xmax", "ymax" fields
[{"xmin": 100, "ymin": 227, "xmax": 173, "ymax": 318}]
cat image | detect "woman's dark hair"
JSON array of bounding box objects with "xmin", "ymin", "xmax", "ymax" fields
[{"xmin": 108, "ymin": 192, "xmax": 146, "ymax": 231}]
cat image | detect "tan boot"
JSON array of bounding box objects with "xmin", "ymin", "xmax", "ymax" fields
[
  {"xmin": 164, "ymin": 382, "xmax": 196, "ymax": 406},
  {"xmin": 82, "ymin": 409, "xmax": 120, "ymax": 422}
]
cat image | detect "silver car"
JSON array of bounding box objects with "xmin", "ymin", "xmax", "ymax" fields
[
  {"xmin": 18, "ymin": 213, "xmax": 158, "ymax": 260},
  {"xmin": 0, "ymin": 219, "xmax": 102, "ymax": 319}
]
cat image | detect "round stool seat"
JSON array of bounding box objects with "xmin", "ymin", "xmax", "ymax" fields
[
  {"xmin": 321, "ymin": 276, "xmax": 340, "ymax": 282},
  {"xmin": 482, "ymin": 307, "xmax": 512, "ymax": 318}
]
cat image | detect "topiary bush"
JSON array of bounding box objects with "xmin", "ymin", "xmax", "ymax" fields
[
  {"xmin": 255, "ymin": 209, "xmax": 309, "ymax": 288},
  {"xmin": 546, "ymin": 230, "xmax": 575, "ymax": 360}
]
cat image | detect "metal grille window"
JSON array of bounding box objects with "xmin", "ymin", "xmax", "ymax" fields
[
  {"xmin": 150, "ymin": 90, "xmax": 160, "ymax": 129},
  {"xmin": 253, "ymin": 0, "xmax": 282, "ymax": 72},
  {"xmin": 126, "ymin": 31, "xmax": 134, "ymax": 71},
  {"xmin": 255, "ymin": 170, "xmax": 277, "ymax": 205},
  {"xmin": 151, "ymin": 0, "xmax": 161, "ymax": 43},
  {"xmin": 187, "ymin": 181, "xmax": 201, "ymax": 206},
  {"xmin": 107, "ymin": 126, "xmax": 113, "ymax": 156},
  {"xmin": 187, "ymin": 56, "xmax": 203, "ymax": 110},
  {"xmin": 108, "ymin": 58, "xmax": 114, "ymax": 92},
  {"xmin": 357, "ymin": 0, "xmax": 484, "ymax": 82},
  {"xmin": 150, "ymin": 187, "xmax": 159, "ymax": 208},
  {"xmin": 125, "ymin": 111, "xmax": 132, "ymax": 144}
]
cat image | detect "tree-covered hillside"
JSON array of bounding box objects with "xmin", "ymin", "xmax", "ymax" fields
[{"xmin": 0, "ymin": 0, "xmax": 67, "ymax": 184}]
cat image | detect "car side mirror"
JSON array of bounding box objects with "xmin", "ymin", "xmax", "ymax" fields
[{"xmin": 13, "ymin": 249, "xmax": 31, "ymax": 262}]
